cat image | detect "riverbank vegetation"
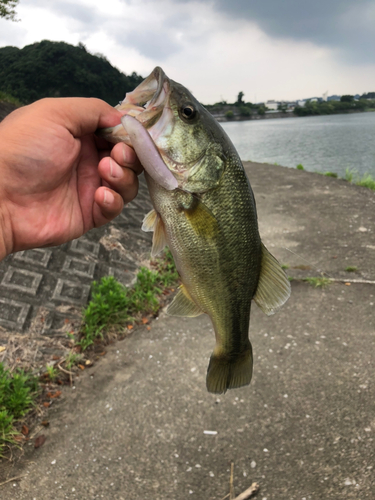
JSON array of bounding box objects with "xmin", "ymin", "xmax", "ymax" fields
[
  {"xmin": 296, "ymin": 164, "xmax": 375, "ymax": 192},
  {"xmin": 78, "ymin": 249, "xmax": 178, "ymax": 350},
  {"xmin": 0, "ymin": 363, "xmax": 39, "ymax": 456}
]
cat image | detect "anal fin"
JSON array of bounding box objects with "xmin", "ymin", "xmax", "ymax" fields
[
  {"xmin": 166, "ymin": 284, "xmax": 204, "ymax": 317},
  {"xmin": 253, "ymin": 243, "xmax": 291, "ymax": 316}
]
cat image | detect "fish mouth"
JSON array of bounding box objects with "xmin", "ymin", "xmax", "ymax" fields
[{"xmin": 99, "ymin": 67, "xmax": 172, "ymax": 145}]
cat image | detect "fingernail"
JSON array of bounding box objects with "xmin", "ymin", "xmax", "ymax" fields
[
  {"xmin": 109, "ymin": 158, "xmax": 123, "ymax": 179},
  {"xmin": 103, "ymin": 189, "xmax": 115, "ymax": 205},
  {"xmin": 122, "ymin": 143, "xmax": 136, "ymax": 165}
]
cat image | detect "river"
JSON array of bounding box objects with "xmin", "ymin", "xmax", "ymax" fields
[{"xmin": 220, "ymin": 112, "xmax": 375, "ymax": 178}]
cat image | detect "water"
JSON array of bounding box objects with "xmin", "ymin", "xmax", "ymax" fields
[{"xmin": 220, "ymin": 112, "xmax": 375, "ymax": 177}]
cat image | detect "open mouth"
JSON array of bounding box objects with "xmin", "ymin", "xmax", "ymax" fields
[
  {"xmin": 100, "ymin": 67, "xmax": 171, "ymax": 145},
  {"xmin": 98, "ymin": 67, "xmax": 178, "ymax": 191}
]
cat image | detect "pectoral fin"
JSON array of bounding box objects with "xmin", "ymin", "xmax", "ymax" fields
[
  {"xmin": 142, "ymin": 209, "xmax": 158, "ymax": 232},
  {"xmin": 253, "ymin": 243, "xmax": 291, "ymax": 315},
  {"xmin": 166, "ymin": 284, "xmax": 204, "ymax": 317},
  {"xmin": 183, "ymin": 195, "xmax": 219, "ymax": 240}
]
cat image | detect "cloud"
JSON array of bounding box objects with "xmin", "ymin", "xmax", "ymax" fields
[
  {"xmin": 1, "ymin": 0, "xmax": 374, "ymax": 103},
  {"xmin": 174, "ymin": 0, "xmax": 375, "ymax": 64}
]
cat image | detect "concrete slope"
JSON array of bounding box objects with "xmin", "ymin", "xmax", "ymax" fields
[{"xmin": 1, "ymin": 163, "xmax": 374, "ymax": 499}]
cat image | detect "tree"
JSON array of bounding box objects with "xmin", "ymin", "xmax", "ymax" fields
[
  {"xmin": 239, "ymin": 106, "xmax": 250, "ymax": 117},
  {"xmin": 0, "ymin": 40, "xmax": 144, "ymax": 105},
  {"xmin": 277, "ymin": 102, "xmax": 288, "ymax": 113},
  {"xmin": 0, "ymin": 0, "xmax": 19, "ymax": 20},
  {"xmin": 236, "ymin": 91, "xmax": 244, "ymax": 106},
  {"xmin": 340, "ymin": 95, "xmax": 354, "ymax": 103}
]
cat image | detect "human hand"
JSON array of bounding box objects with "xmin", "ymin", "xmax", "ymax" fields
[{"xmin": 0, "ymin": 97, "xmax": 143, "ymax": 260}]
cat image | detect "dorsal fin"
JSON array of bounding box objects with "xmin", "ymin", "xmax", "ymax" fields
[
  {"xmin": 166, "ymin": 284, "xmax": 204, "ymax": 317},
  {"xmin": 253, "ymin": 243, "xmax": 291, "ymax": 316}
]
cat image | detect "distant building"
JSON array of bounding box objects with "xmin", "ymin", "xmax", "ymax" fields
[
  {"xmin": 297, "ymin": 100, "xmax": 306, "ymax": 107},
  {"xmin": 265, "ymin": 100, "xmax": 279, "ymax": 110},
  {"xmin": 327, "ymin": 95, "xmax": 341, "ymax": 101},
  {"xmin": 322, "ymin": 91, "xmax": 328, "ymax": 102}
]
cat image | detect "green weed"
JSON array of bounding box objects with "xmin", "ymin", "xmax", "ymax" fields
[
  {"xmin": 45, "ymin": 364, "xmax": 59, "ymax": 381},
  {"xmin": 79, "ymin": 250, "xmax": 178, "ymax": 350},
  {"xmin": 0, "ymin": 363, "xmax": 39, "ymax": 455},
  {"xmin": 296, "ymin": 164, "xmax": 304, "ymax": 170},
  {"xmin": 345, "ymin": 266, "xmax": 358, "ymax": 273},
  {"xmin": 65, "ymin": 352, "xmax": 82, "ymax": 370},
  {"xmin": 79, "ymin": 276, "xmax": 131, "ymax": 350},
  {"xmin": 344, "ymin": 168, "xmax": 354, "ymax": 182},
  {"xmin": 324, "ymin": 172, "xmax": 338, "ymax": 178},
  {"xmin": 304, "ymin": 277, "xmax": 331, "ymax": 288},
  {"xmin": 356, "ymin": 173, "xmax": 375, "ymax": 191},
  {"xmin": 281, "ymin": 264, "xmax": 290, "ymax": 270},
  {"xmin": 343, "ymin": 169, "xmax": 375, "ymax": 191}
]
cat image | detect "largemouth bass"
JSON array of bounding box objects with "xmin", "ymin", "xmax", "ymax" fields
[{"xmin": 99, "ymin": 67, "xmax": 290, "ymax": 394}]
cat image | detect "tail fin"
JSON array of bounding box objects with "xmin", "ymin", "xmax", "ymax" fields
[{"xmin": 206, "ymin": 344, "xmax": 253, "ymax": 394}]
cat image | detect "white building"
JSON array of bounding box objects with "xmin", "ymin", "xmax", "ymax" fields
[{"xmin": 265, "ymin": 100, "xmax": 279, "ymax": 110}]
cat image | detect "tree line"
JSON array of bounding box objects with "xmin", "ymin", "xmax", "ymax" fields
[
  {"xmin": 0, "ymin": 40, "xmax": 144, "ymax": 106},
  {"xmin": 293, "ymin": 97, "xmax": 375, "ymax": 117}
]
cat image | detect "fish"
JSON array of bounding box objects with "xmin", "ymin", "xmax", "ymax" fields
[{"xmin": 99, "ymin": 67, "xmax": 291, "ymax": 394}]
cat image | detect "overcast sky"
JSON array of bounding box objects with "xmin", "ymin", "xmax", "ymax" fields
[{"xmin": 1, "ymin": 0, "xmax": 374, "ymax": 104}]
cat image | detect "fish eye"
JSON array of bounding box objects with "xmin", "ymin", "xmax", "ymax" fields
[{"xmin": 181, "ymin": 104, "xmax": 196, "ymax": 120}]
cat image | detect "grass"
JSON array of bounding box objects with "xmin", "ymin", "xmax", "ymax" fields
[
  {"xmin": 65, "ymin": 352, "xmax": 82, "ymax": 370},
  {"xmin": 345, "ymin": 266, "xmax": 358, "ymax": 273},
  {"xmin": 356, "ymin": 174, "xmax": 375, "ymax": 190},
  {"xmin": 324, "ymin": 172, "xmax": 338, "ymax": 178},
  {"xmin": 0, "ymin": 91, "xmax": 23, "ymax": 107},
  {"xmin": 45, "ymin": 364, "xmax": 59, "ymax": 381},
  {"xmin": 78, "ymin": 249, "xmax": 178, "ymax": 351},
  {"xmin": 296, "ymin": 164, "xmax": 304, "ymax": 170},
  {"xmin": 344, "ymin": 168, "xmax": 354, "ymax": 182},
  {"xmin": 344, "ymin": 168, "xmax": 375, "ymax": 191},
  {"xmin": 304, "ymin": 277, "xmax": 331, "ymax": 288},
  {"xmin": 0, "ymin": 363, "xmax": 39, "ymax": 455}
]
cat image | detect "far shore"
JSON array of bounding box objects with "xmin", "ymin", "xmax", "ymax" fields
[{"xmin": 212, "ymin": 108, "xmax": 370, "ymax": 123}]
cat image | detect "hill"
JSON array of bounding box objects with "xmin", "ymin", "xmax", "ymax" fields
[{"xmin": 0, "ymin": 40, "xmax": 143, "ymax": 106}]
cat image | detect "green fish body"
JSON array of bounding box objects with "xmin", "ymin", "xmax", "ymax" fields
[{"xmin": 99, "ymin": 67, "xmax": 290, "ymax": 393}]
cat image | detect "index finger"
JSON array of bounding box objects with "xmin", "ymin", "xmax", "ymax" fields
[{"xmin": 37, "ymin": 97, "xmax": 123, "ymax": 138}]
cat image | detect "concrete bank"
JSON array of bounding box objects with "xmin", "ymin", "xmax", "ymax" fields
[{"xmin": 1, "ymin": 163, "xmax": 374, "ymax": 499}]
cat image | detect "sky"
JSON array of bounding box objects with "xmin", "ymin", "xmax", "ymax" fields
[{"xmin": 1, "ymin": 0, "xmax": 374, "ymax": 104}]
